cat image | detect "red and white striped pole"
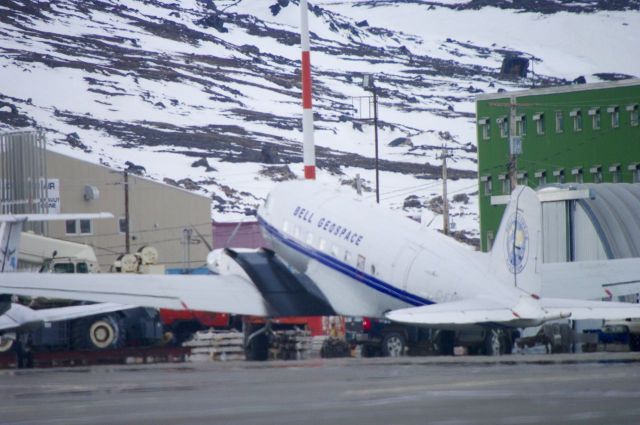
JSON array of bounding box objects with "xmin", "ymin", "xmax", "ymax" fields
[{"xmin": 300, "ymin": 0, "xmax": 316, "ymax": 180}]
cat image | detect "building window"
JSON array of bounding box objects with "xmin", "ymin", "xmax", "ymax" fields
[
  {"xmin": 497, "ymin": 116, "xmax": 508, "ymax": 138},
  {"xmin": 553, "ymin": 169, "xmax": 565, "ymax": 183},
  {"xmin": 627, "ymin": 104, "xmax": 639, "ymax": 127},
  {"xmin": 481, "ymin": 175, "xmax": 492, "ymax": 196},
  {"xmin": 590, "ymin": 165, "xmax": 602, "ymax": 183},
  {"xmin": 498, "ymin": 174, "xmax": 511, "ymax": 194},
  {"xmin": 555, "ymin": 111, "xmax": 564, "ymax": 133},
  {"xmin": 589, "ymin": 108, "xmax": 600, "ymax": 130},
  {"xmin": 533, "ymin": 113, "xmax": 544, "ymax": 135},
  {"xmin": 66, "ymin": 219, "xmax": 92, "ymax": 235},
  {"xmin": 516, "ymin": 172, "xmax": 528, "ymax": 186},
  {"xmin": 478, "ymin": 118, "xmax": 490, "ymax": 140},
  {"xmin": 570, "ymin": 109, "xmax": 582, "ymax": 132},
  {"xmin": 535, "ymin": 170, "xmax": 546, "ymax": 186},
  {"xmin": 572, "ymin": 167, "xmax": 583, "ymax": 184},
  {"xmin": 609, "ymin": 164, "xmax": 621, "ymax": 183},
  {"xmin": 629, "ymin": 163, "xmax": 640, "ymax": 183},
  {"xmin": 515, "ymin": 114, "xmax": 526, "ymax": 136},
  {"xmin": 608, "ymin": 106, "xmax": 619, "ymax": 128}
]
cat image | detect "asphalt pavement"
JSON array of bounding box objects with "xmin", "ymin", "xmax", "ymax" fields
[{"xmin": 1, "ymin": 353, "xmax": 639, "ymax": 425}]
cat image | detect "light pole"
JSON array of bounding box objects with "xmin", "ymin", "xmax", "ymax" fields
[{"xmin": 362, "ymin": 74, "xmax": 380, "ymax": 204}]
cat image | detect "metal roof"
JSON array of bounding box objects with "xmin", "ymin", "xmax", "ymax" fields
[{"xmin": 567, "ymin": 183, "xmax": 640, "ymax": 259}]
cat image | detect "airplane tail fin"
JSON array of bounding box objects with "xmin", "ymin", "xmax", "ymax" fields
[
  {"xmin": 0, "ymin": 220, "xmax": 23, "ymax": 273},
  {"xmin": 488, "ymin": 186, "xmax": 542, "ymax": 296}
]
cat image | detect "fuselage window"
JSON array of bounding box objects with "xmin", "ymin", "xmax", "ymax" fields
[
  {"xmin": 306, "ymin": 232, "xmax": 313, "ymax": 245},
  {"xmin": 357, "ymin": 254, "xmax": 366, "ymax": 271},
  {"xmin": 319, "ymin": 239, "xmax": 327, "ymax": 252},
  {"xmin": 370, "ymin": 264, "xmax": 376, "ymax": 275}
]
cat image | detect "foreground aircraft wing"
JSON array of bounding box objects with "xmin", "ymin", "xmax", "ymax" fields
[
  {"xmin": 385, "ymin": 296, "xmax": 640, "ymax": 326},
  {"xmin": 0, "ymin": 273, "xmax": 268, "ymax": 317},
  {"xmin": 0, "ymin": 303, "xmax": 135, "ymax": 332}
]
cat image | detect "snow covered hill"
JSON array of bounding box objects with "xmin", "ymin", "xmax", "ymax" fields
[{"xmin": 1, "ymin": 0, "xmax": 638, "ymax": 245}]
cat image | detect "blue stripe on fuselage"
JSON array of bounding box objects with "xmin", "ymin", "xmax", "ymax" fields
[{"xmin": 257, "ymin": 214, "xmax": 434, "ymax": 307}]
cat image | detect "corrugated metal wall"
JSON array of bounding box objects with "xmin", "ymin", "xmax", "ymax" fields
[
  {"xmin": 542, "ymin": 183, "xmax": 640, "ymax": 263},
  {"xmin": 0, "ymin": 130, "xmax": 48, "ymax": 233}
]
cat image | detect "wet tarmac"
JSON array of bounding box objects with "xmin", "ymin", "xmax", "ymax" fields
[{"xmin": 1, "ymin": 352, "xmax": 639, "ymax": 425}]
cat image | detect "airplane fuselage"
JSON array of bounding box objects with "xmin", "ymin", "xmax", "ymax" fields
[{"xmin": 257, "ymin": 180, "xmax": 518, "ymax": 319}]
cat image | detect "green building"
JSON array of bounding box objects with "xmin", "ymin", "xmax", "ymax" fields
[{"xmin": 476, "ymin": 79, "xmax": 640, "ymax": 252}]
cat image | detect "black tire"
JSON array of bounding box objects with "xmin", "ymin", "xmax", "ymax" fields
[
  {"xmin": 381, "ymin": 332, "xmax": 406, "ymax": 357},
  {"xmin": 435, "ymin": 330, "xmax": 455, "ymax": 356},
  {"xmin": 172, "ymin": 322, "xmax": 201, "ymax": 346},
  {"xmin": 0, "ymin": 337, "xmax": 14, "ymax": 353},
  {"xmin": 245, "ymin": 332, "xmax": 269, "ymax": 361},
  {"xmin": 630, "ymin": 334, "xmax": 640, "ymax": 352},
  {"xmin": 321, "ymin": 338, "xmax": 351, "ymax": 358},
  {"xmin": 361, "ymin": 345, "xmax": 379, "ymax": 358},
  {"xmin": 72, "ymin": 315, "xmax": 125, "ymax": 351}
]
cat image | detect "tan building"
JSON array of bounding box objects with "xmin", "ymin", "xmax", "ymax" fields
[{"xmin": 43, "ymin": 151, "xmax": 212, "ymax": 271}]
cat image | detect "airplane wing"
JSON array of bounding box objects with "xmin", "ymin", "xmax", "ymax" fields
[
  {"xmin": 0, "ymin": 273, "xmax": 269, "ymax": 317},
  {"xmin": 385, "ymin": 298, "xmax": 520, "ymax": 325},
  {"xmin": 541, "ymin": 258, "xmax": 640, "ymax": 300},
  {"xmin": 0, "ymin": 303, "xmax": 135, "ymax": 332},
  {"xmin": 539, "ymin": 298, "xmax": 640, "ymax": 321},
  {"xmin": 385, "ymin": 296, "xmax": 640, "ymax": 326}
]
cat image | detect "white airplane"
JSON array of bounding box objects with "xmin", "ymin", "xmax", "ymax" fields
[
  {"xmin": 0, "ymin": 212, "xmax": 133, "ymax": 352},
  {"xmin": 1, "ymin": 182, "xmax": 640, "ymax": 355}
]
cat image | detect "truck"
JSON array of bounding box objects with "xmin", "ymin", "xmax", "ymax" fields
[
  {"xmin": 346, "ymin": 316, "xmax": 517, "ymax": 356},
  {"xmin": 8, "ymin": 235, "xmax": 165, "ymax": 358}
]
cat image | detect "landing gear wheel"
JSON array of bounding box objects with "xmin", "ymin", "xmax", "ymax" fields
[
  {"xmin": 245, "ymin": 332, "xmax": 269, "ymax": 361},
  {"xmin": 244, "ymin": 323, "xmax": 269, "ymax": 361},
  {"xmin": 381, "ymin": 332, "xmax": 406, "ymax": 357},
  {"xmin": 435, "ymin": 330, "xmax": 455, "ymax": 356},
  {"xmin": 484, "ymin": 329, "xmax": 505, "ymax": 356}
]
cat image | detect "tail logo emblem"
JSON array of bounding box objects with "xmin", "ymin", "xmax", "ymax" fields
[{"xmin": 505, "ymin": 214, "xmax": 529, "ymax": 274}]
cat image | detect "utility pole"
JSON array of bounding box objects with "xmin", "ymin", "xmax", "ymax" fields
[
  {"xmin": 182, "ymin": 228, "xmax": 193, "ymax": 274},
  {"xmin": 489, "ymin": 98, "xmax": 536, "ymax": 191},
  {"xmin": 124, "ymin": 170, "xmax": 130, "ymax": 254},
  {"xmin": 440, "ymin": 146, "xmax": 450, "ymax": 235},
  {"xmin": 508, "ymin": 95, "xmax": 519, "ymax": 190},
  {"xmin": 373, "ymin": 88, "xmax": 380, "ymax": 204},
  {"xmin": 362, "ymin": 74, "xmax": 380, "ymax": 204}
]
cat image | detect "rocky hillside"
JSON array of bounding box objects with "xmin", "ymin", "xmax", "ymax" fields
[{"xmin": 1, "ymin": 0, "xmax": 638, "ymax": 244}]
